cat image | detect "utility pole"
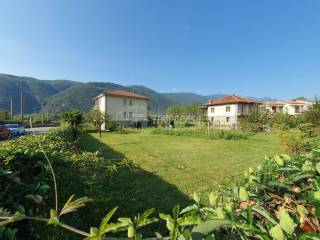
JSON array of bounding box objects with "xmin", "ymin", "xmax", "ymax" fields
[
  {"xmin": 41, "ymin": 102, "xmax": 44, "ymax": 125},
  {"xmin": 20, "ymin": 92, "xmax": 24, "ymax": 124},
  {"xmin": 10, "ymin": 97, "xmax": 13, "ymax": 120}
]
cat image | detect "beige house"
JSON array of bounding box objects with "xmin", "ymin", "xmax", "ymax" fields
[
  {"xmin": 94, "ymin": 90, "xmax": 149, "ymax": 129},
  {"xmin": 203, "ymin": 95, "xmax": 259, "ymax": 127},
  {"xmin": 263, "ymin": 100, "xmax": 313, "ymax": 115}
]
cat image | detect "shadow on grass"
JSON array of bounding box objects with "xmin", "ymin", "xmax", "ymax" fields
[{"xmin": 51, "ymin": 132, "xmax": 191, "ymax": 239}]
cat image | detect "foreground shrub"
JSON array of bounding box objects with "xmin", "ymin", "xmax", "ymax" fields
[
  {"xmin": 151, "ymin": 128, "xmax": 250, "ymax": 140},
  {"xmin": 106, "ymin": 121, "xmax": 123, "ymax": 132},
  {"xmin": 277, "ymin": 129, "xmax": 310, "ymax": 154},
  {"xmin": 2, "ymin": 127, "xmax": 320, "ymax": 239},
  {"xmin": 238, "ymin": 107, "xmax": 271, "ymax": 132}
]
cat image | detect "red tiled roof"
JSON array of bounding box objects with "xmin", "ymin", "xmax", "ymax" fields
[
  {"xmin": 105, "ymin": 90, "xmax": 149, "ymax": 100},
  {"xmin": 204, "ymin": 95, "xmax": 258, "ymax": 106}
]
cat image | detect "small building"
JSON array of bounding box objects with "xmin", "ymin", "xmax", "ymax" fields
[
  {"xmin": 94, "ymin": 90, "xmax": 149, "ymax": 129},
  {"xmin": 263, "ymin": 100, "xmax": 313, "ymax": 115},
  {"xmin": 203, "ymin": 95, "xmax": 259, "ymax": 127}
]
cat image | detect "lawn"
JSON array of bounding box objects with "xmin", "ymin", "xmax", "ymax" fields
[{"xmin": 54, "ymin": 129, "xmax": 283, "ymax": 238}]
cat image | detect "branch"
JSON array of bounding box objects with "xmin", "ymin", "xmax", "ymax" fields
[{"xmin": 29, "ymin": 119, "xmax": 59, "ymax": 212}]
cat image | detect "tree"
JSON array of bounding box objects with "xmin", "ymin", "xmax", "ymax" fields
[
  {"xmin": 304, "ymin": 99, "xmax": 320, "ymax": 125},
  {"xmin": 61, "ymin": 110, "xmax": 84, "ymax": 141},
  {"xmin": 239, "ymin": 107, "xmax": 271, "ymax": 132},
  {"xmin": 87, "ymin": 110, "xmax": 107, "ymax": 138},
  {"xmin": 61, "ymin": 110, "xmax": 84, "ymax": 128},
  {"xmin": 166, "ymin": 103, "xmax": 203, "ymax": 115}
]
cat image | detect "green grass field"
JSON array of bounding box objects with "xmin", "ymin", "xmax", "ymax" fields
[{"xmin": 54, "ymin": 129, "xmax": 283, "ymax": 238}]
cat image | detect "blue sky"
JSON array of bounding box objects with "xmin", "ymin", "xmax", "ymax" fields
[{"xmin": 0, "ymin": 0, "xmax": 319, "ymax": 98}]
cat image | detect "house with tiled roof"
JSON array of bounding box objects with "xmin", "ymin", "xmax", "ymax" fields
[
  {"xmin": 203, "ymin": 95, "xmax": 260, "ymax": 126},
  {"xmin": 263, "ymin": 99, "xmax": 313, "ymax": 115},
  {"xmin": 94, "ymin": 90, "xmax": 149, "ymax": 129}
]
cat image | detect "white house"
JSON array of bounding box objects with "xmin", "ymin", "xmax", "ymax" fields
[
  {"xmin": 93, "ymin": 90, "xmax": 149, "ymax": 129},
  {"xmin": 203, "ymin": 95, "xmax": 259, "ymax": 127},
  {"xmin": 263, "ymin": 100, "xmax": 313, "ymax": 115}
]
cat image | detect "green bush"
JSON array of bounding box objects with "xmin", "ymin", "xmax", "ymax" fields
[
  {"xmin": 106, "ymin": 121, "xmax": 122, "ymax": 132},
  {"xmin": 277, "ymin": 129, "xmax": 309, "ymax": 154},
  {"xmin": 270, "ymin": 113, "xmax": 305, "ymax": 130},
  {"xmin": 151, "ymin": 128, "xmax": 250, "ymax": 140}
]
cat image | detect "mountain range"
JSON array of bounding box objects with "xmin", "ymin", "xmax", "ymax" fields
[{"xmin": 0, "ymin": 73, "xmax": 273, "ymax": 115}]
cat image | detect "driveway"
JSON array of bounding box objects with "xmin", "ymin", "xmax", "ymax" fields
[{"xmin": 25, "ymin": 126, "xmax": 57, "ymax": 135}]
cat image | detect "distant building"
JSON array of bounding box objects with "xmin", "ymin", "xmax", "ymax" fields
[
  {"xmin": 203, "ymin": 95, "xmax": 259, "ymax": 127},
  {"xmin": 94, "ymin": 90, "xmax": 149, "ymax": 129},
  {"xmin": 263, "ymin": 100, "xmax": 313, "ymax": 115}
]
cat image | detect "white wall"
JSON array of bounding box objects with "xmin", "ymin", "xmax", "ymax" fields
[
  {"xmin": 207, "ymin": 104, "xmax": 238, "ymax": 125},
  {"xmin": 265, "ymin": 102, "xmax": 312, "ymax": 115},
  {"xmin": 105, "ymin": 96, "xmax": 148, "ymax": 121}
]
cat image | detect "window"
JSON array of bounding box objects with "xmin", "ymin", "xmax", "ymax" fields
[
  {"xmin": 129, "ymin": 112, "xmax": 132, "ymax": 119},
  {"xmin": 226, "ymin": 106, "xmax": 231, "ymax": 112},
  {"xmin": 210, "ymin": 107, "xmax": 214, "ymax": 113},
  {"xmin": 295, "ymin": 105, "xmax": 300, "ymax": 113},
  {"xmin": 129, "ymin": 99, "xmax": 133, "ymax": 106},
  {"xmin": 211, "ymin": 117, "xmax": 214, "ymax": 122},
  {"xmin": 123, "ymin": 99, "xmax": 127, "ymax": 106},
  {"xmin": 123, "ymin": 112, "xmax": 127, "ymax": 119},
  {"xmin": 226, "ymin": 117, "xmax": 230, "ymax": 123}
]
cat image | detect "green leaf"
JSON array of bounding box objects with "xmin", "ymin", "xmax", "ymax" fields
[
  {"xmin": 279, "ymin": 208, "xmax": 296, "ymax": 235},
  {"xmin": 274, "ymin": 155, "xmax": 284, "ymax": 166},
  {"xmin": 173, "ymin": 205, "xmax": 180, "ymax": 219},
  {"xmin": 302, "ymin": 161, "xmax": 314, "ymax": 172},
  {"xmin": 180, "ymin": 204, "xmax": 198, "ymax": 215},
  {"xmin": 118, "ymin": 217, "xmax": 133, "ymax": 225},
  {"xmin": 47, "ymin": 209, "xmax": 59, "ymax": 225},
  {"xmin": 59, "ymin": 195, "xmax": 92, "ymax": 217},
  {"xmin": 269, "ymin": 224, "xmax": 285, "ymax": 240},
  {"xmin": 128, "ymin": 225, "xmax": 135, "ymax": 238},
  {"xmin": 140, "ymin": 208, "xmax": 155, "ymax": 220},
  {"xmin": 192, "ymin": 219, "xmax": 230, "ymax": 240},
  {"xmin": 297, "ymin": 205, "xmax": 308, "ymax": 219},
  {"xmin": 300, "ymin": 232, "xmax": 320, "ymax": 240},
  {"xmin": 316, "ymin": 162, "xmax": 320, "ymax": 174},
  {"xmin": 105, "ymin": 222, "xmax": 128, "ymax": 232},
  {"xmin": 313, "ymin": 191, "xmax": 320, "ymax": 201},
  {"xmin": 99, "ymin": 207, "xmax": 118, "ymax": 235},
  {"xmin": 177, "ymin": 216, "xmax": 201, "ymax": 226},
  {"xmin": 239, "ymin": 187, "xmax": 249, "ymax": 202},
  {"xmin": 90, "ymin": 227, "xmax": 99, "ymax": 236},
  {"xmin": 160, "ymin": 214, "xmax": 175, "ymax": 232},
  {"xmin": 11, "ymin": 212, "xmax": 25, "ymax": 222},
  {"xmin": 208, "ymin": 192, "xmax": 219, "ymax": 207},
  {"xmin": 281, "ymin": 154, "xmax": 291, "ymax": 161},
  {"xmin": 252, "ymin": 205, "xmax": 277, "ymax": 225},
  {"xmin": 193, "ymin": 192, "xmax": 200, "ymax": 204},
  {"xmin": 215, "ymin": 207, "xmax": 225, "ymax": 219}
]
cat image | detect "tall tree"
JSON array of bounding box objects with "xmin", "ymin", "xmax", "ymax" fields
[
  {"xmin": 304, "ymin": 99, "xmax": 320, "ymax": 125},
  {"xmin": 87, "ymin": 110, "xmax": 107, "ymax": 138}
]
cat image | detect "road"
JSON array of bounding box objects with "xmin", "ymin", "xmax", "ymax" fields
[
  {"xmin": 25, "ymin": 126, "xmax": 57, "ymax": 135},
  {"xmin": 0, "ymin": 127, "xmax": 57, "ymax": 144}
]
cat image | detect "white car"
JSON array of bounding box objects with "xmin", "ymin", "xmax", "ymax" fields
[{"xmin": 5, "ymin": 123, "xmax": 25, "ymax": 136}]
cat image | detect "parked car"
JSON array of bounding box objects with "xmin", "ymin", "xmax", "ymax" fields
[
  {"xmin": 0, "ymin": 125, "xmax": 12, "ymax": 139},
  {"xmin": 5, "ymin": 123, "xmax": 25, "ymax": 136}
]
